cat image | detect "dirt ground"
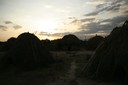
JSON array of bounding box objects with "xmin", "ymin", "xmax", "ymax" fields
[
  {"xmin": 46, "ymin": 51, "xmax": 122, "ymax": 85},
  {"xmin": 0, "ymin": 51, "xmax": 123, "ymax": 85}
]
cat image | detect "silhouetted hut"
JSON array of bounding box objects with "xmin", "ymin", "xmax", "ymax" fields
[
  {"xmin": 0, "ymin": 37, "xmax": 16, "ymax": 51},
  {"xmin": 5, "ymin": 32, "xmax": 54, "ymax": 69},
  {"xmin": 86, "ymin": 35, "xmax": 104, "ymax": 50},
  {"xmin": 82, "ymin": 20, "xmax": 128, "ymax": 84},
  {"xmin": 60, "ymin": 34, "xmax": 82, "ymax": 51}
]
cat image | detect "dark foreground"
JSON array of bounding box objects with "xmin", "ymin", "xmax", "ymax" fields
[{"xmin": 0, "ymin": 51, "xmax": 122, "ymax": 85}]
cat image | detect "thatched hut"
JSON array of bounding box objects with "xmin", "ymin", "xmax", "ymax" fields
[
  {"xmin": 0, "ymin": 37, "xmax": 16, "ymax": 51},
  {"xmin": 5, "ymin": 32, "xmax": 54, "ymax": 69},
  {"xmin": 83, "ymin": 20, "xmax": 128, "ymax": 84},
  {"xmin": 59, "ymin": 34, "xmax": 82, "ymax": 51},
  {"xmin": 86, "ymin": 35, "xmax": 104, "ymax": 50}
]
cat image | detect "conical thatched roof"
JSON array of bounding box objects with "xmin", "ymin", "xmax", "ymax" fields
[
  {"xmin": 61, "ymin": 34, "xmax": 81, "ymax": 46},
  {"xmin": 1, "ymin": 37, "xmax": 16, "ymax": 51},
  {"xmin": 62, "ymin": 34, "xmax": 80, "ymax": 42},
  {"xmin": 5, "ymin": 32, "xmax": 54, "ymax": 69},
  {"xmin": 59, "ymin": 34, "xmax": 82, "ymax": 50},
  {"xmin": 83, "ymin": 20, "xmax": 128, "ymax": 83},
  {"xmin": 86, "ymin": 35, "xmax": 104, "ymax": 50}
]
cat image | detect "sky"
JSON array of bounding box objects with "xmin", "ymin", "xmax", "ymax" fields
[{"xmin": 0, "ymin": 0, "xmax": 128, "ymax": 41}]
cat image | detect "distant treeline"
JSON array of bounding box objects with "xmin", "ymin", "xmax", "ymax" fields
[{"xmin": 0, "ymin": 34, "xmax": 104, "ymax": 51}]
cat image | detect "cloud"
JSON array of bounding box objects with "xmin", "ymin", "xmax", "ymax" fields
[
  {"xmin": 78, "ymin": 14, "xmax": 128, "ymax": 35},
  {"xmin": 67, "ymin": 0, "xmax": 128, "ymax": 39},
  {"xmin": 85, "ymin": 4, "xmax": 122, "ymax": 16},
  {"xmin": 71, "ymin": 19, "xmax": 79, "ymax": 24},
  {"xmin": 101, "ymin": 15, "xmax": 128, "ymax": 25},
  {"xmin": 85, "ymin": 0, "xmax": 126, "ymax": 16},
  {"xmin": 66, "ymin": 0, "xmax": 128, "ymax": 39},
  {"xmin": 39, "ymin": 31, "xmax": 50, "ymax": 36},
  {"xmin": 13, "ymin": 25, "xmax": 22, "ymax": 29},
  {"xmin": 39, "ymin": 31, "xmax": 71, "ymax": 38},
  {"xmin": 0, "ymin": 25, "xmax": 8, "ymax": 31},
  {"xmin": 96, "ymin": 3, "xmax": 105, "ymax": 8},
  {"xmin": 4, "ymin": 21, "xmax": 13, "ymax": 24},
  {"xmin": 70, "ymin": 17, "xmax": 95, "ymax": 26},
  {"xmin": 70, "ymin": 0, "xmax": 128, "ymax": 36},
  {"xmin": 2, "ymin": 21, "xmax": 23, "ymax": 30},
  {"xmin": 85, "ymin": 11, "xmax": 99, "ymax": 16},
  {"xmin": 124, "ymin": 10, "xmax": 128, "ymax": 14},
  {"xmin": 80, "ymin": 18, "xmax": 95, "ymax": 22}
]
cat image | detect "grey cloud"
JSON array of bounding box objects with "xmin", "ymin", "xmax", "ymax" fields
[
  {"xmin": 80, "ymin": 18, "xmax": 95, "ymax": 22},
  {"xmin": 39, "ymin": 31, "xmax": 50, "ymax": 36},
  {"xmin": 85, "ymin": 4, "xmax": 121, "ymax": 16},
  {"xmin": 13, "ymin": 25, "xmax": 22, "ymax": 29},
  {"xmin": 0, "ymin": 25, "xmax": 8, "ymax": 31},
  {"xmin": 71, "ymin": 18, "xmax": 95, "ymax": 25},
  {"xmin": 102, "ymin": 15, "xmax": 128, "ymax": 25},
  {"xmin": 39, "ymin": 31, "xmax": 71, "ymax": 38},
  {"xmin": 4, "ymin": 21, "xmax": 13, "ymax": 24},
  {"xmin": 71, "ymin": 19, "xmax": 79, "ymax": 23},
  {"xmin": 96, "ymin": 3, "xmax": 105, "ymax": 9},
  {"xmin": 85, "ymin": 0, "xmax": 125, "ymax": 16},
  {"xmin": 78, "ymin": 14, "xmax": 128, "ymax": 36},
  {"xmin": 73, "ymin": 23, "xmax": 112, "ymax": 39},
  {"xmin": 70, "ymin": 0, "xmax": 128, "ymax": 38},
  {"xmin": 69, "ymin": 17, "xmax": 80, "ymax": 24},
  {"xmin": 3, "ymin": 20, "xmax": 23, "ymax": 30},
  {"xmin": 106, "ymin": 4, "xmax": 121, "ymax": 12},
  {"xmin": 85, "ymin": 11, "xmax": 99, "ymax": 16},
  {"xmin": 112, "ymin": 0, "xmax": 122, "ymax": 5},
  {"xmin": 81, "ymin": 22, "xmax": 111, "ymax": 34},
  {"xmin": 124, "ymin": 10, "xmax": 128, "ymax": 14}
]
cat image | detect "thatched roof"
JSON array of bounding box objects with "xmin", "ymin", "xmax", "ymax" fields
[
  {"xmin": 60, "ymin": 34, "xmax": 82, "ymax": 50},
  {"xmin": 83, "ymin": 20, "xmax": 128, "ymax": 83},
  {"xmin": 0, "ymin": 37, "xmax": 16, "ymax": 51},
  {"xmin": 5, "ymin": 32, "xmax": 54, "ymax": 69},
  {"xmin": 86, "ymin": 35, "xmax": 104, "ymax": 50},
  {"xmin": 61, "ymin": 34, "xmax": 82, "ymax": 46},
  {"xmin": 62, "ymin": 34, "xmax": 80, "ymax": 42}
]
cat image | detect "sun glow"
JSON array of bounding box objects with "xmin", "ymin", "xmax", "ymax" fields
[{"xmin": 36, "ymin": 20, "xmax": 58, "ymax": 33}]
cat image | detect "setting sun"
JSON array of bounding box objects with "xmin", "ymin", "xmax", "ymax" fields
[{"xmin": 36, "ymin": 20, "xmax": 58, "ymax": 33}]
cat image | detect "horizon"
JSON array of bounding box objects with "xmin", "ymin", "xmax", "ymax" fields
[
  {"xmin": 0, "ymin": 32, "xmax": 106, "ymax": 42},
  {"xmin": 0, "ymin": 0, "xmax": 128, "ymax": 41}
]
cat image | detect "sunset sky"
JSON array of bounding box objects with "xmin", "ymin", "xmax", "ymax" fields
[{"xmin": 0, "ymin": 0, "xmax": 128, "ymax": 41}]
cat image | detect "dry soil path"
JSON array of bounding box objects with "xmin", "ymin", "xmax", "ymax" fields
[{"xmin": 45, "ymin": 54, "xmax": 79, "ymax": 85}]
